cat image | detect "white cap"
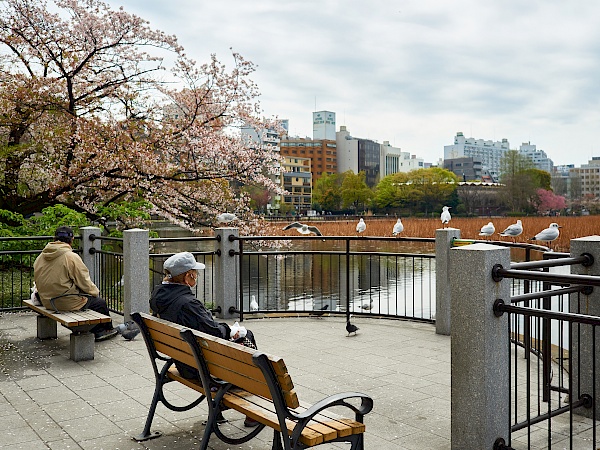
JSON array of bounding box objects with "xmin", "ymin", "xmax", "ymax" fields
[{"xmin": 163, "ymin": 252, "xmax": 206, "ymax": 277}]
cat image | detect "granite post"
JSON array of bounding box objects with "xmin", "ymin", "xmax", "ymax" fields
[
  {"xmin": 214, "ymin": 228, "xmax": 239, "ymax": 320},
  {"xmin": 450, "ymin": 243, "xmax": 510, "ymax": 449},
  {"xmin": 79, "ymin": 226, "xmax": 101, "ymax": 283},
  {"xmin": 123, "ymin": 228, "xmax": 150, "ymax": 322},
  {"xmin": 570, "ymin": 236, "xmax": 600, "ymax": 418},
  {"xmin": 435, "ymin": 227, "xmax": 461, "ymax": 335}
]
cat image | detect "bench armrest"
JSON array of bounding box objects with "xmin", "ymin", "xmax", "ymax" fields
[{"xmin": 294, "ymin": 392, "xmax": 373, "ymax": 422}]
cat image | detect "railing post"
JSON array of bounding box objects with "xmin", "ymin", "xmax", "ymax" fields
[
  {"xmin": 435, "ymin": 227, "xmax": 460, "ymax": 335},
  {"xmin": 570, "ymin": 236, "xmax": 600, "ymax": 419},
  {"xmin": 450, "ymin": 243, "xmax": 511, "ymax": 449},
  {"xmin": 123, "ymin": 228, "xmax": 149, "ymax": 322},
  {"xmin": 79, "ymin": 226, "xmax": 101, "ymax": 284},
  {"xmin": 214, "ymin": 227, "xmax": 239, "ymax": 320}
]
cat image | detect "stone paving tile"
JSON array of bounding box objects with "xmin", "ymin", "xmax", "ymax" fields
[{"xmin": 60, "ymin": 413, "xmax": 123, "ymax": 442}]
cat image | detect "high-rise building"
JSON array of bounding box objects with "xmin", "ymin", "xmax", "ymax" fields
[
  {"xmin": 381, "ymin": 141, "xmax": 424, "ymax": 175},
  {"xmin": 312, "ymin": 111, "xmax": 336, "ymax": 140},
  {"xmin": 570, "ymin": 157, "xmax": 600, "ymax": 199},
  {"xmin": 444, "ymin": 132, "xmax": 509, "ymax": 182},
  {"xmin": 519, "ymin": 142, "xmax": 553, "ymax": 173},
  {"xmin": 281, "ymin": 156, "xmax": 312, "ymax": 213},
  {"xmin": 336, "ymin": 126, "xmax": 380, "ymax": 187},
  {"xmin": 279, "ymin": 138, "xmax": 337, "ymax": 183}
]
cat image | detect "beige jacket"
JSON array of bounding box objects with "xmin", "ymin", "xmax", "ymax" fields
[{"xmin": 33, "ymin": 241, "xmax": 100, "ymax": 311}]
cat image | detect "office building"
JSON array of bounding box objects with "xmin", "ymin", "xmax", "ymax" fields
[
  {"xmin": 519, "ymin": 142, "xmax": 553, "ymax": 173},
  {"xmin": 381, "ymin": 141, "xmax": 424, "ymax": 175},
  {"xmin": 444, "ymin": 132, "xmax": 509, "ymax": 181},
  {"xmin": 336, "ymin": 126, "xmax": 380, "ymax": 187}
]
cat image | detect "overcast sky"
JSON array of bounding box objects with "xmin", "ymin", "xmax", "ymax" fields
[{"xmin": 112, "ymin": 0, "xmax": 600, "ymax": 167}]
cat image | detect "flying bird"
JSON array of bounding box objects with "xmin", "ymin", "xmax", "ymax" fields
[
  {"xmin": 392, "ymin": 218, "xmax": 404, "ymax": 236},
  {"xmin": 116, "ymin": 321, "xmax": 140, "ymax": 340},
  {"xmin": 440, "ymin": 206, "xmax": 451, "ymax": 227},
  {"xmin": 217, "ymin": 213, "xmax": 238, "ymax": 223},
  {"xmin": 250, "ymin": 295, "xmax": 259, "ymax": 311},
  {"xmin": 499, "ymin": 220, "xmax": 523, "ymax": 242},
  {"xmin": 346, "ymin": 320, "xmax": 359, "ymax": 336},
  {"xmin": 356, "ymin": 218, "xmax": 366, "ymax": 233},
  {"xmin": 283, "ymin": 222, "xmax": 322, "ymax": 236},
  {"xmin": 478, "ymin": 222, "xmax": 495, "ymax": 238},
  {"xmin": 530, "ymin": 223, "xmax": 561, "ymax": 243}
]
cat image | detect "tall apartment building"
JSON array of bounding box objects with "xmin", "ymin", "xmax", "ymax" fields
[
  {"xmin": 279, "ymin": 138, "xmax": 337, "ymax": 183},
  {"xmin": 444, "ymin": 132, "xmax": 509, "ymax": 182},
  {"xmin": 336, "ymin": 126, "xmax": 380, "ymax": 187},
  {"xmin": 519, "ymin": 142, "xmax": 553, "ymax": 173},
  {"xmin": 381, "ymin": 141, "xmax": 424, "ymax": 175},
  {"xmin": 281, "ymin": 156, "xmax": 312, "ymax": 213},
  {"xmin": 570, "ymin": 157, "xmax": 600, "ymax": 199}
]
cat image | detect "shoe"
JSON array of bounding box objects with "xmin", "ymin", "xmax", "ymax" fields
[
  {"xmin": 244, "ymin": 416, "xmax": 260, "ymax": 428},
  {"xmin": 95, "ymin": 328, "xmax": 118, "ymax": 342}
]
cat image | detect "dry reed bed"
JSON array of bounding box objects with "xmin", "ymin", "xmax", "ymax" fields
[{"xmin": 273, "ymin": 216, "xmax": 600, "ymax": 253}]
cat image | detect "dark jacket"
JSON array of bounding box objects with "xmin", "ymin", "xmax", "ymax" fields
[{"xmin": 150, "ymin": 283, "xmax": 230, "ymax": 339}]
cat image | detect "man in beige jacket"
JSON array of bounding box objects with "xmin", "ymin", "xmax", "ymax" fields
[{"xmin": 34, "ymin": 226, "xmax": 117, "ymax": 341}]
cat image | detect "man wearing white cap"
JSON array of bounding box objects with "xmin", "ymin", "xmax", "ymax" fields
[{"xmin": 150, "ymin": 251, "xmax": 259, "ymax": 427}]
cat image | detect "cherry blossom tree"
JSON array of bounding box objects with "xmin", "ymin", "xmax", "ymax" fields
[
  {"xmin": 0, "ymin": 0, "xmax": 283, "ymax": 234},
  {"xmin": 535, "ymin": 189, "xmax": 566, "ymax": 215}
]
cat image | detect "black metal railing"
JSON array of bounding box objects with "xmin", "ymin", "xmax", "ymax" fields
[
  {"xmin": 492, "ymin": 255, "xmax": 599, "ymax": 449},
  {"xmin": 232, "ymin": 235, "xmax": 437, "ymax": 321}
]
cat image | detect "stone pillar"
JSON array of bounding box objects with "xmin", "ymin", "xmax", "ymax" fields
[
  {"xmin": 450, "ymin": 243, "xmax": 511, "ymax": 450},
  {"xmin": 123, "ymin": 228, "xmax": 150, "ymax": 322},
  {"xmin": 37, "ymin": 316, "xmax": 57, "ymax": 339},
  {"xmin": 214, "ymin": 228, "xmax": 239, "ymax": 320},
  {"xmin": 435, "ymin": 227, "xmax": 461, "ymax": 335},
  {"xmin": 570, "ymin": 236, "xmax": 600, "ymax": 418},
  {"xmin": 70, "ymin": 333, "xmax": 95, "ymax": 361},
  {"xmin": 79, "ymin": 226, "xmax": 101, "ymax": 284}
]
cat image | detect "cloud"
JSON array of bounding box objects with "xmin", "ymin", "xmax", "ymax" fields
[{"xmin": 113, "ymin": 0, "xmax": 600, "ymax": 166}]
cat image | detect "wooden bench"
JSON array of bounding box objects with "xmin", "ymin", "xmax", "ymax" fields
[
  {"xmin": 131, "ymin": 312, "xmax": 373, "ymax": 450},
  {"xmin": 23, "ymin": 299, "xmax": 111, "ymax": 362}
]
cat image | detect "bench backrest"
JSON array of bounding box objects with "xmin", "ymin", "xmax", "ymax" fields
[{"xmin": 134, "ymin": 312, "xmax": 300, "ymax": 410}]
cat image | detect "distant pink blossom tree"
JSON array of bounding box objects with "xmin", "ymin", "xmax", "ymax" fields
[
  {"xmin": 535, "ymin": 189, "xmax": 566, "ymax": 214},
  {"xmin": 0, "ymin": 0, "xmax": 283, "ymax": 234}
]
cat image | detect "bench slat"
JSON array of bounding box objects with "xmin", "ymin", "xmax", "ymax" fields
[{"xmin": 23, "ymin": 299, "xmax": 110, "ymax": 327}]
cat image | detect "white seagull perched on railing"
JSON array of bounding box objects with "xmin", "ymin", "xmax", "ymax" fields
[
  {"xmin": 440, "ymin": 206, "xmax": 451, "ymax": 227},
  {"xmin": 392, "ymin": 218, "xmax": 404, "ymax": 236},
  {"xmin": 530, "ymin": 223, "xmax": 561, "ymax": 243},
  {"xmin": 356, "ymin": 218, "xmax": 366, "ymax": 233},
  {"xmin": 499, "ymin": 220, "xmax": 523, "ymax": 242},
  {"xmin": 283, "ymin": 222, "xmax": 322, "ymax": 236},
  {"xmin": 478, "ymin": 222, "xmax": 495, "ymax": 238}
]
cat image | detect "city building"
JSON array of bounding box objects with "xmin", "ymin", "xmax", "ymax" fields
[
  {"xmin": 552, "ymin": 164, "xmax": 575, "ymax": 199},
  {"xmin": 570, "ymin": 157, "xmax": 600, "ymax": 199},
  {"xmin": 381, "ymin": 141, "xmax": 424, "ymax": 175},
  {"xmin": 444, "ymin": 132, "xmax": 510, "ymax": 182},
  {"xmin": 312, "ymin": 111, "xmax": 336, "ymax": 140},
  {"xmin": 519, "ymin": 142, "xmax": 554, "ymax": 173},
  {"xmin": 443, "ymin": 157, "xmax": 483, "ymax": 181},
  {"xmin": 336, "ymin": 126, "xmax": 380, "ymax": 187},
  {"xmin": 281, "ymin": 156, "xmax": 312, "ymax": 213},
  {"xmin": 279, "ymin": 137, "xmax": 337, "ymax": 183}
]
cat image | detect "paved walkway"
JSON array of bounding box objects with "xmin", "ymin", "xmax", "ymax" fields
[{"xmin": 0, "ymin": 311, "xmax": 451, "ymax": 450}]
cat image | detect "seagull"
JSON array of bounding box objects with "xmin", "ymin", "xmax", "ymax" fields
[
  {"xmin": 250, "ymin": 295, "xmax": 259, "ymax": 311},
  {"xmin": 346, "ymin": 320, "xmax": 359, "ymax": 336},
  {"xmin": 440, "ymin": 206, "xmax": 451, "ymax": 227},
  {"xmin": 310, "ymin": 304, "xmax": 329, "ymax": 318},
  {"xmin": 478, "ymin": 222, "xmax": 495, "ymax": 239},
  {"xmin": 116, "ymin": 321, "xmax": 140, "ymax": 340},
  {"xmin": 499, "ymin": 220, "xmax": 523, "ymax": 242},
  {"xmin": 283, "ymin": 222, "xmax": 322, "ymax": 236},
  {"xmin": 530, "ymin": 223, "xmax": 561, "ymax": 243},
  {"xmin": 392, "ymin": 218, "xmax": 404, "ymax": 236},
  {"xmin": 356, "ymin": 218, "xmax": 366, "ymax": 233},
  {"xmin": 217, "ymin": 213, "xmax": 238, "ymax": 223}
]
